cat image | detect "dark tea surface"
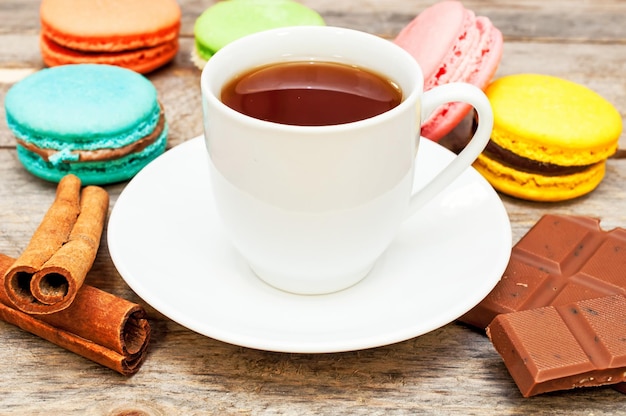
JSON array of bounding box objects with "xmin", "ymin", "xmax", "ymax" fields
[{"xmin": 221, "ymin": 61, "xmax": 402, "ymax": 126}]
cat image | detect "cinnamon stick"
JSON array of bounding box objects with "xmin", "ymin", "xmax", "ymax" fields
[
  {"xmin": 0, "ymin": 253, "xmax": 150, "ymax": 375},
  {"xmin": 4, "ymin": 174, "xmax": 109, "ymax": 314}
]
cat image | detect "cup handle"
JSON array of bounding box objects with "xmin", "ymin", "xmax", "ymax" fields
[{"xmin": 406, "ymin": 82, "xmax": 493, "ymax": 217}]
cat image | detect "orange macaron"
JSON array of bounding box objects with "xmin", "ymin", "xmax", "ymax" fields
[{"xmin": 39, "ymin": 0, "xmax": 181, "ymax": 74}]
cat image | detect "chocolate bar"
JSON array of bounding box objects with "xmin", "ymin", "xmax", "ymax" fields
[
  {"xmin": 460, "ymin": 214, "xmax": 626, "ymax": 329},
  {"xmin": 459, "ymin": 214, "xmax": 626, "ymax": 395},
  {"xmin": 487, "ymin": 295, "xmax": 626, "ymax": 397}
]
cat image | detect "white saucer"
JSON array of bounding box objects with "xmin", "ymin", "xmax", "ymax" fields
[{"xmin": 108, "ymin": 136, "xmax": 511, "ymax": 353}]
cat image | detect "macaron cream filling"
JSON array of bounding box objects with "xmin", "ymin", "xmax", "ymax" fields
[
  {"xmin": 483, "ymin": 139, "xmax": 594, "ymax": 176},
  {"xmin": 41, "ymin": 22, "xmax": 180, "ymax": 53},
  {"xmin": 40, "ymin": 36, "xmax": 179, "ymax": 73},
  {"xmin": 15, "ymin": 127, "xmax": 168, "ymax": 185},
  {"xmin": 15, "ymin": 107, "xmax": 166, "ymax": 165}
]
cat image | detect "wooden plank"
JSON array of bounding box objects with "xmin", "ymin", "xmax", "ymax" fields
[
  {"xmin": 3, "ymin": 0, "xmax": 626, "ymax": 42},
  {"xmin": 3, "ymin": 38, "xmax": 623, "ymax": 148}
]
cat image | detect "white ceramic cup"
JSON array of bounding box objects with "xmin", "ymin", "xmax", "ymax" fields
[{"xmin": 201, "ymin": 26, "xmax": 493, "ymax": 295}]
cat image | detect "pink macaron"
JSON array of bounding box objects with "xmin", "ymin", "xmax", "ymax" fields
[{"xmin": 394, "ymin": 1, "xmax": 503, "ymax": 142}]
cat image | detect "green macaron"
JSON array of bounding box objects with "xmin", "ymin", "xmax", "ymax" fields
[
  {"xmin": 192, "ymin": 0, "xmax": 325, "ymax": 68},
  {"xmin": 4, "ymin": 64, "xmax": 167, "ymax": 185}
]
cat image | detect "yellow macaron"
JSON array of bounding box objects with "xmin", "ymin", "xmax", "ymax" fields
[{"xmin": 474, "ymin": 73, "xmax": 622, "ymax": 201}]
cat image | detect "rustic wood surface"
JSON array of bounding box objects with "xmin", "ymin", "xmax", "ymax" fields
[{"xmin": 1, "ymin": 0, "xmax": 625, "ymax": 414}]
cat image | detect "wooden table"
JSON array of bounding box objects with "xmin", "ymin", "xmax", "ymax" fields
[{"xmin": 1, "ymin": 1, "xmax": 625, "ymax": 414}]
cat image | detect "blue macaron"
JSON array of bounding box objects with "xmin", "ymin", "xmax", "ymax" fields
[{"xmin": 4, "ymin": 64, "xmax": 167, "ymax": 185}]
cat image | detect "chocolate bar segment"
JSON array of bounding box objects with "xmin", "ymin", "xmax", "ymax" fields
[
  {"xmin": 487, "ymin": 295, "xmax": 626, "ymax": 397},
  {"xmin": 460, "ymin": 214, "xmax": 626, "ymax": 329}
]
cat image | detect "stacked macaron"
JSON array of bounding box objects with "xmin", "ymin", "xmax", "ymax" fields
[
  {"xmin": 39, "ymin": 0, "xmax": 181, "ymax": 74},
  {"xmin": 4, "ymin": 64, "xmax": 168, "ymax": 185},
  {"xmin": 192, "ymin": 0, "xmax": 325, "ymax": 69},
  {"xmin": 474, "ymin": 74, "xmax": 622, "ymax": 201},
  {"xmin": 394, "ymin": 0, "xmax": 503, "ymax": 142}
]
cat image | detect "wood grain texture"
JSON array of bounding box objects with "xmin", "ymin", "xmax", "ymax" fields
[{"xmin": 1, "ymin": 0, "xmax": 625, "ymax": 414}]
